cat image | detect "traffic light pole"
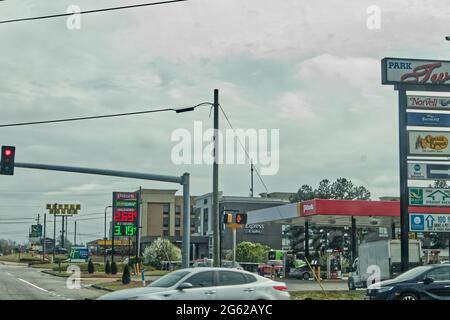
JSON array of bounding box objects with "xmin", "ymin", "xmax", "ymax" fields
[
  {"xmin": 14, "ymin": 162, "xmax": 191, "ymax": 268},
  {"xmin": 212, "ymin": 89, "xmax": 220, "ymax": 267}
]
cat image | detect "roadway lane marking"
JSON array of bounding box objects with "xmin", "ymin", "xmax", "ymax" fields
[{"xmin": 17, "ymin": 278, "xmax": 50, "ymax": 293}]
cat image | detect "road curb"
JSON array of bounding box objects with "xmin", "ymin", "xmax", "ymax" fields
[{"xmin": 91, "ymin": 285, "xmax": 115, "ymax": 292}]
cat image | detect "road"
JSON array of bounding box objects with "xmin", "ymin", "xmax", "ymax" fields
[{"xmin": 0, "ymin": 262, "xmax": 106, "ymax": 300}]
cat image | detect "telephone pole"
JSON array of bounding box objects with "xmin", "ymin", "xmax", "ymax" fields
[
  {"xmin": 212, "ymin": 89, "xmax": 220, "ymax": 267},
  {"xmin": 42, "ymin": 214, "xmax": 46, "ymax": 261}
]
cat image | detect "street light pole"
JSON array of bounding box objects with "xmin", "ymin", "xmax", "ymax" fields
[
  {"xmin": 104, "ymin": 205, "xmax": 112, "ymax": 265},
  {"xmin": 212, "ymin": 89, "xmax": 220, "ymax": 267}
]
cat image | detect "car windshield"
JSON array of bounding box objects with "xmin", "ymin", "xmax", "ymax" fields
[
  {"xmin": 147, "ymin": 270, "xmax": 191, "ymax": 288},
  {"xmin": 394, "ymin": 266, "xmax": 432, "ymax": 281}
]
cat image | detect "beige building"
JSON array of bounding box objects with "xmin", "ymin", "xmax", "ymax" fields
[{"xmin": 139, "ymin": 189, "xmax": 209, "ymax": 259}]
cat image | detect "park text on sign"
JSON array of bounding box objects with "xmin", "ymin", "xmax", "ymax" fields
[
  {"xmin": 407, "ymin": 95, "xmax": 450, "ymax": 110},
  {"xmin": 410, "ymin": 213, "xmax": 450, "ymax": 232},
  {"xmin": 409, "ymin": 187, "xmax": 450, "ymax": 206},
  {"xmin": 382, "ymin": 58, "xmax": 450, "ymax": 86},
  {"xmin": 408, "ymin": 131, "xmax": 450, "ymax": 156}
]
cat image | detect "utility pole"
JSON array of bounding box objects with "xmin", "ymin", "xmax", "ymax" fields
[
  {"xmin": 136, "ymin": 187, "xmax": 142, "ymax": 261},
  {"xmin": 65, "ymin": 216, "xmax": 68, "ymax": 246},
  {"xmin": 61, "ymin": 216, "xmax": 65, "ymax": 249},
  {"xmin": 43, "ymin": 214, "xmax": 46, "ymax": 261},
  {"xmin": 74, "ymin": 221, "xmax": 77, "ymax": 246},
  {"xmin": 53, "ymin": 213, "xmax": 56, "ymax": 261},
  {"xmin": 250, "ymin": 160, "xmax": 254, "ymax": 197},
  {"xmin": 212, "ymin": 89, "xmax": 220, "ymax": 267}
]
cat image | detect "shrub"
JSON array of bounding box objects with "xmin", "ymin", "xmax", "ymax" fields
[
  {"xmin": 87, "ymin": 260, "xmax": 94, "ymax": 274},
  {"xmin": 111, "ymin": 261, "xmax": 118, "ymax": 275},
  {"xmin": 105, "ymin": 260, "xmax": 111, "ymax": 274},
  {"xmin": 122, "ymin": 265, "xmax": 131, "ymax": 284}
]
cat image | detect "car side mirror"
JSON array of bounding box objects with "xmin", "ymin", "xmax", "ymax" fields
[
  {"xmin": 423, "ymin": 277, "xmax": 434, "ymax": 285},
  {"xmin": 178, "ymin": 282, "xmax": 193, "ymax": 290}
]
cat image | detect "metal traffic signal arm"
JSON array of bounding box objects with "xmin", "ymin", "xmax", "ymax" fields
[{"xmin": 10, "ymin": 161, "xmax": 191, "ymax": 268}]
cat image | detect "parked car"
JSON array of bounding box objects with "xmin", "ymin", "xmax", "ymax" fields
[
  {"xmin": 192, "ymin": 258, "xmax": 242, "ymax": 269},
  {"xmin": 289, "ymin": 266, "xmax": 311, "ymax": 280},
  {"xmin": 97, "ymin": 267, "xmax": 290, "ymax": 300},
  {"xmin": 365, "ymin": 264, "xmax": 450, "ymax": 300},
  {"xmin": 258, "ymin": 260, "xmax": 284, "ymax": 277}
]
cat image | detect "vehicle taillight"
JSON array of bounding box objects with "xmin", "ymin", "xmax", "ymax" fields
[{"xmin": 273, "ymin": 285, "xmax": 288, "ymax": 291}]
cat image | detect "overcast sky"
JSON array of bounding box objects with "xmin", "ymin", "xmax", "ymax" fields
[{"xmin": 1, "ymin": 0, "xmax": 450, "ymax": 244}]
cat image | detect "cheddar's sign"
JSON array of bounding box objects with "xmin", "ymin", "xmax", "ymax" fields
[{"xmin": 382, "ymin": 58, "xmax": 450, "ymax": 86}]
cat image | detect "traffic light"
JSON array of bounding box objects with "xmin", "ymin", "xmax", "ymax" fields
[
  {"xmin": 0, "ymin": 146, "xmax": 15, "ymax": 175},
  {"xmin": 223, "ymin": 211, "xmax": 247, "ymax": 225}
]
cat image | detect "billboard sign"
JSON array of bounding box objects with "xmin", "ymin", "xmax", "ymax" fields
[
  {"xmin": 409, "ymin": 187, "xmax": 450, "ymax": 206},
  {"xmin": 30, "ymin": 224, "xmax": 42, "ymax": 238},
  {"xmin": 407, "ymin": 112, "xmax": 450, "ymax": 127},
  {"xmin": 410, "ymin": 213, "xmax": 450, "ymax": 232},
  {"xmin": 408, "ymin": 131, "xmax": 450, "ymax": 156},
  {"xmin": 382, "ymin": 58, "xmax": 450, "ymax": 86},
  {"xmin": 407, "ymin": 95, "xmax": 450, "ymax": 110},
  {"xmin": 112, "ymin": 192, "xmax": 138, "ymax": 238}
]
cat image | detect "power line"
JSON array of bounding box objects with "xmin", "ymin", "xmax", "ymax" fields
[
  {"xmin": 0, "ymin": 0, "xmax": 188, "ymax": 25},
  {"xmin": 0, "ymin": 103, "xmax": 212, "ymax": 128},
  {"xmin": 218, "ymin": 105, "xmax": 270, "ymax": 193}
]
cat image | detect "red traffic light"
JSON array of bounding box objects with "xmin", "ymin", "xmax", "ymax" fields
[{"xmin": 4, "ymin": 149, "xmax": 12, "ymax": 157}]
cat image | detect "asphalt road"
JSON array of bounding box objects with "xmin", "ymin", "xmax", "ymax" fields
[{"xmin": 0, "ymin": 262, "xmax": 106, "ymax": 300}]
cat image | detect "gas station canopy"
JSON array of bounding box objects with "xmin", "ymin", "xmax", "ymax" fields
[{"xmin": 247, "ymin": 199, "xmax": 450, "ymax": 228}]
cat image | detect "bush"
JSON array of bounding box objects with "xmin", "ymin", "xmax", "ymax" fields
[
  {"xmin": 111, "ymin": 261, "xmax": 118, "ymax": 275},
  {"xmin": 105, "ymin": 260, "xmax": 111, "ymax": 274},
  {"xmin": 87, "ymin": 260, "xmax": 94, "ymax": 274},
  {"xmin": 143, "ymin": 238, "xmax": 181, "ymax": 268},
  {"xmin": 122, "ymin": 265, "xmax": 131, "ymax": 284}
]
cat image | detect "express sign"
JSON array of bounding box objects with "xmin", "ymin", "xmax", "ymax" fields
[{"xmin": 382, "ymin": 58, "xmax": 450, "ymax": 86}]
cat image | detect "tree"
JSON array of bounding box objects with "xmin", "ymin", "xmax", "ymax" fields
[
  {"xmin": 226, "ymin": 242, "xmax": 269, "ymax": 263},
  {"xmin": 122, "ymin": 265, "xmax": 131, "ymax": 284},
  {"xmin": 111, "ymin": 261, "xmax": 118, "ymax": 275},
  {"xmin": 105, "ymin": 260, "xmax": 111, "ymax": 274},
  {"xmin": 143, "ymin": 238, "xmax": 181, "ymax": 268},
  {"xmin": 0, "ymin": 239, "xmax": 17, "ymax": 254},
  {"xmin": 87, "ymin": 259, "xmax": 94, "ymax": 274}
]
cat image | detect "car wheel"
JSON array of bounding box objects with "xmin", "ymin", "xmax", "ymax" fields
[
  {"xmin": 348, "ymin": 278, "xmax": 356, "ymax": 291},
  {"xmin": 302, "ymin": 272, "xmax": 310, "ymax": 281},
  {"xmin": 400, "ymin": 293, "xmax": 419, "ymax": 301}
]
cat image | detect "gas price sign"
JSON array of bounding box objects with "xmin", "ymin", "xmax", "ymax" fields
[{"xmin": 112, "ymin": 192, "xmax": 138, "ymax": 237}]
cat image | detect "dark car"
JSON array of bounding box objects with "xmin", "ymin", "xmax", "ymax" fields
[
  {"xmin": 289, "ymin": 267, "xmax": 311, "ymax": 280},
  {"xmin": 365, "ymin": 264, "xmax": 450, "ymax": 300}
]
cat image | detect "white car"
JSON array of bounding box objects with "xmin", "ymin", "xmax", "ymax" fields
[{"xmin": 97, "ymin": 267, "xmax": 290, "ymax": 300}]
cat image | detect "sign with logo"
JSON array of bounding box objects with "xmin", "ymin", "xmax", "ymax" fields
[
  {"xmin": 410, "ymin": 213, "xmax": 450, "ymax": 232},
  {"xmin": 408, "ymin": 162, "xmax": 450, "ymax": 180},
  {"xmin": 46, "ymin": 204, "xmax": 81, "ymax": 216},
  {"xmin": 408, "ymin": 131, "xmax": 450, "ymax": 156},
  {"xmin": 30, "ymin": 224, "xmax": 42, "ymax": 238},
  {"xmin": 113, "ymin": 192, "xmax": 138, "ymax": 237},
  {"xmin": 382, "ymin": 58, "xmax": 450, "ymax": 86},
  {"xmin": 244, "ymin": 223, "xmax": 265, "ymax": 234},
  {"xmin": 409, "ymin": 187, "xmax": 450, "ymax": 206},
  {"xmin": 407, "ymin": 112, "xmax": 450, "ymax": 127},
  {"xmin": 407, "ymin": 95, "xmax": 450, "ymax": 110},
  {"xmin": 69, "ymin": 247, "xmax": 89, "ymax": 262}
]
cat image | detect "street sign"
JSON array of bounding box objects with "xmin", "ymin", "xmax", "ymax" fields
[
  {"xmin": 381, "ymin": 58, "xmax": 450, "ymax": 86},
  {"xmin": 408, "ymin": 162, "xmax": 450, "ymax": 180},
  {"xmin": 407, "ymin": 112, "xmax": 450, "ymax": 127},
  {"xmin": 30, "ymin": 224, "xmax": 42, "ymax": 237},
  {"xmin": 407, "ymin": 95, "xmax": 450, "ymax": 110},
  {"xmin": 408, "ymin": 131, "xmax": 450, "ymax": 156},
  {"xmin": 409, "ymin": 187, "xmax": 450, "ymax": 206},
  {"xmin": 410, "ymin": 213, "xmax": 450, "ymax": 232}
]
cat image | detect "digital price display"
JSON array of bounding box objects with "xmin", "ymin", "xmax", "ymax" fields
[
  {"xmin": 114, "ymin": 225, "xmax": 137, "ymax": 236},
  {"xmin": 112, "ymin": 192, "xmax": 139, "ymax": 240}
]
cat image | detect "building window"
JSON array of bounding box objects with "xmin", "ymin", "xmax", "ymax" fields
[
  {"xmin": 203, "ymin": 199, "xmax": 207, "ymax": 205},
  {"xmin": 175, "ymin": 205, "xmax": 181, "ymax": 215},
  {"xmin": 203, "ymin": 208, "xmax": 209, "ymax": 231},
  {"xmin": 163, "ymin": 230, "xmax": 169, "ymax": 237},
  {"xmin": 163, "ymin": 204, "xmax": 170, "ymax": 215},
  {"xmin": 175, "ymin": 230, "xmax": 181, "ymax": 237},
  {"xmin": 163, "ymin": 217, "xmax": 169, "ymax": 228},
  {"xmin": 175, "ymin": 217, "xmax": 181, "ymax": 227}
]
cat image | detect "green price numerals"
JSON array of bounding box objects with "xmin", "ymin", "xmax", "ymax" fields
[{"xmin": 114, "ymin": 225, "xmax": 136, "ymax": 236}]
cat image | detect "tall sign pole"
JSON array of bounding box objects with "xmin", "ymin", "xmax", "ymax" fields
[
  {"xmin": 43, "ymin": 214, "xmax": 46, "ymax": 261},
  {"xmin": 212, "ymin": 89, "xmax": 220, "ymax": 267},
  {"xmin": 397, "ymin": 86, "xmax": 409, "ymax": 272}
]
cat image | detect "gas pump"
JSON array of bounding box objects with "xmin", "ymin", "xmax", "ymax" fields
[{"xmin": 326, "ymin": 249, "xmax": 343, "ymax": 279}]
